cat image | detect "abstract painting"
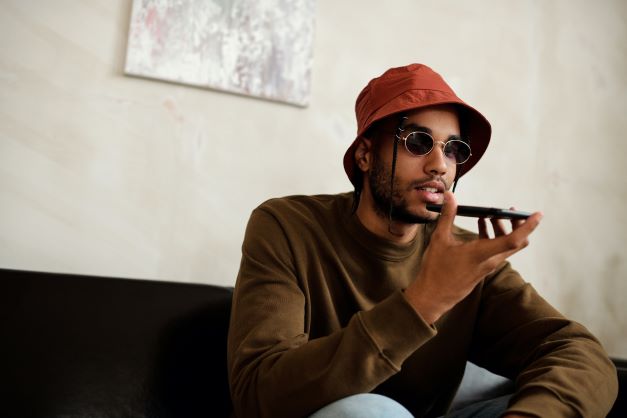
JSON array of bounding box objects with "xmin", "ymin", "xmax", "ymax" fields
[{"xmin": 124, "ymin": 0, "xmax": 316, "ymax": 107}]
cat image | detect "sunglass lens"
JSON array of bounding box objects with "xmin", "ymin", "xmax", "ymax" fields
[
  {"xmin": 444, "ymin": 141, "xmax": 471, "ymax": 164},
  {"xmin": 405, "ymin": 132, "xmax": 433, "ymax": 155}
]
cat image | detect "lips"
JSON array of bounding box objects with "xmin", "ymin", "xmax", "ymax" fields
[
  {"xmin": 414, "ymin": 181, "xmax": 445, "ymax": 193},
  {"xmin": 413, "ymin": 181, "xmax": 445, "ymax": 204}
]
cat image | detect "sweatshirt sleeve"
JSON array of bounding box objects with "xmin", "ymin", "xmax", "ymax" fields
[
  {"xmin": 469, "ymin": 262, "xmax": 618, "ymax": 417},
  {"xmin": 227, "ymin": 208, "xmax": 436, "ymax": 418}
]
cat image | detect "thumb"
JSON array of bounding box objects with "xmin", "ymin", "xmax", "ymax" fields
[{"xmin": 435, "ymin": 191, "xmax": 457, "ymax": 234}]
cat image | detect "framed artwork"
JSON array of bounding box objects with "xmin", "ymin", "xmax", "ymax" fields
[{"xmin": 124, "ymin": 0, "xmax": 316, "ymax": 107}]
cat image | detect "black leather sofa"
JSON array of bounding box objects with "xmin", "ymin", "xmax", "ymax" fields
[
  {"xmin": 2, "ymin": 268, "xmax": 233, "ymax": 418},
  {"xmin": 1, "ymin": 268, "xmax": 625, "ymax": 417}
]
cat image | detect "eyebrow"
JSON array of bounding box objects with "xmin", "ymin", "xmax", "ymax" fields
[{"xmin": 404, "ymin": 123, "xmax": 462, "ymax": 141}]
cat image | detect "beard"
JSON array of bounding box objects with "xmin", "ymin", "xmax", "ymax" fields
[{"xmin": 367, "ymin": 153, "xmax": 439, "ymax": 225}]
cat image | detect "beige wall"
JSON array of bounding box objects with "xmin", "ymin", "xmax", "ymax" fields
[{"xmin": 1, "ymin": 0, "xmax": 625, "ymax": 357}]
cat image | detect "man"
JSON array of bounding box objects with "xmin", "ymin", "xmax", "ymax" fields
[{"xmin": 227, "ymin": 64, "xmax": 618, "ymax": 417}]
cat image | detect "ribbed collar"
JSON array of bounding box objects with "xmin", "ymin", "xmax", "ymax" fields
[{"xmin": 339, "ymin": 194, "xmax": 426, "ymax": 262}]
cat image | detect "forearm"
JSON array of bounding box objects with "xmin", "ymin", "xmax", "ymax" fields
[
  {"xmin": 228, "ymin": 291, "xmax": 436, "ymax": 418},
  {"xmin": 472, "ymin": 266, "xmax": 618, "ymax": 417},
  {"xmin": 504, "ymin": 333, "xmax": 618, "ymax": 417}
]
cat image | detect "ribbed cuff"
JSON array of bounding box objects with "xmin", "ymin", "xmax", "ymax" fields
[{"xmin": 358, "ymin": 290, "xmax": 437, "ymax": 368}]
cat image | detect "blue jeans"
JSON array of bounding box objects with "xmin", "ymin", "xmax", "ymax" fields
[{"xmin": 308, "ymin": 393, "xmax": 512, "ymax": 418}]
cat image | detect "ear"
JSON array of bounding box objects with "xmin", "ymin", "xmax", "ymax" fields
[{"xmin": 354, "ymin": 136, "xmax": 374, "ymax": 173}]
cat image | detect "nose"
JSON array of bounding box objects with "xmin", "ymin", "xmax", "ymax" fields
[{"xmin": 423, "ymin": 142, "xmax": 449, "ymax": 176}]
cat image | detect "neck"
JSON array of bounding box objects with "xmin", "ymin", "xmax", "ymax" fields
[{"xmin": 355, "ymin": 188, "xmax": 419, "ymax": 244}]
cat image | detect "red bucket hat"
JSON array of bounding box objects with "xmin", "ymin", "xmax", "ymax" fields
[{"xmin": 343, "ymin": 63, "xmax": 492, "ymax": 186}]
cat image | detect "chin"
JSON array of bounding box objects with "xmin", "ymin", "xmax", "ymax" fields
[
  {"xmin": 412, "ymin": 204, "xmax": 439, "ymax": 221},
  {"xmin": 418, "ymin": 211, "xmax": 439, "ymax": 224},
  {"xmin": 392, "ymin": 208, "xmax": 437, "ymax": 225}
]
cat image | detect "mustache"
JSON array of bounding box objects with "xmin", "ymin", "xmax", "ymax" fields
[{"xmin": 407, "ymin": 177, "xmax": 450, "ymax": 190}]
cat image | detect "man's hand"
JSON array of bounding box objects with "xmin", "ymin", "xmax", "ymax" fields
[{"xmin": 404, "ymin": 191, "xmax": 543, "ymax": 324}]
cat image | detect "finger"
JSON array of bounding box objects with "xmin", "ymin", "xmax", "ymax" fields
[
  {"xmin": 473, "ymin": 212, "xmax": 543, "ymax": 259},
  {"xmin": 490, "ymin": 218, "xmax": 507, "ymax": 237},
  {"xmin": 435, "ymin": 191, "xmax": 457, "ymax": 236},
  {"xmin": 510, "ymin": 207, "xmax": 523, "ymax": 230},
  {"xmin": 478, "ymin": 217, "xmax": 489, "ymax": 239},
  {"xmin": 482, "ymin": 233, "xmax": 538, "ymax": 273},
  {"xmin": 500, "ymin": 212, "xmax": 542, "ymax": 245},
  {"xmin": 481, "ymin": 250, "xmax": 517, "ymax": 276},
  {"xmin": 511, "ymin": 218, "xmax": 523, "ymax": 229}
]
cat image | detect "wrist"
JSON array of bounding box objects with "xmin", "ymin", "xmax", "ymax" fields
[{"xmin": 402, "ymin": 286, "xmax": 447, "ymax": 325}]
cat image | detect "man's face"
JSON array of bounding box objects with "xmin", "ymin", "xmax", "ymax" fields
[{"xmin": 366, "ymin": 105, "xmax": 461, "ymax": 224}]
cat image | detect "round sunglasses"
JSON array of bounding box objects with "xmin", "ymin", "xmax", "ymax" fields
[{"xmin": 395, "ymin": 130, "xmax": 472, "ymax": 164}]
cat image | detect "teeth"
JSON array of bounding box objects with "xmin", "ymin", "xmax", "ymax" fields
[{"xmin": 419, "ymin": 187, "xmax": 438, "ymax": 193}]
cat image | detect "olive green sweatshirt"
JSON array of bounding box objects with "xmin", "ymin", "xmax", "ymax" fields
[{"xmin": 227, "ymin": 193, "xmax": 617, "ymax": 418}]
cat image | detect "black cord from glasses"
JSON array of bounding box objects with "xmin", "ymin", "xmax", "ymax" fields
[{"xmin": 387, "ymin": 116, "xmax": 405, "ymax": 235}]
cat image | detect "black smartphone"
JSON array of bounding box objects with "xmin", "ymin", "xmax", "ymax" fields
[{"xmin": 426, "ymin": 204, "xmax": 532, "ymax": 220}]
